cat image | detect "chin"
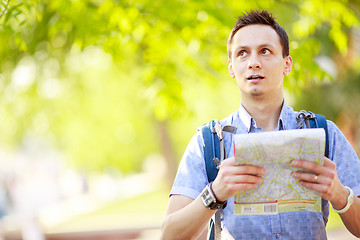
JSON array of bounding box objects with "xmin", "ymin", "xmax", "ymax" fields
[{"xmin": 250, "ymin": 90, "xmax": 263, "ymax": 97}]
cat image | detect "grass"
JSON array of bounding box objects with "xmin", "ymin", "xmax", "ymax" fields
[
  {"xmin": 89, "ymin": 188, "xmax": 169, "ymax": 215},
  {"xmin": 45, "ymin": 187, "xmax": 170, "ymax": 234}
]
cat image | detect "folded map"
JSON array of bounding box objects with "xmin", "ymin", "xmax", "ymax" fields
[{"xmin": 233, "ymin": 129, "xmax": 325, "ymax": 215}]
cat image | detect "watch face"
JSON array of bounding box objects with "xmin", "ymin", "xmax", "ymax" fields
[
  {"xmin": 203, "ymin": 188, "xmax": 213, "ymax": 205},
  {"xmin": 201, "ymin": 186, "xmax": 216, "ymax": 208}
]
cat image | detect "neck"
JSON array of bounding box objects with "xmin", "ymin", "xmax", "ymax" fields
[{"xmin": 242, "ymin": 97, "xmax": 284, "ymax": 132}]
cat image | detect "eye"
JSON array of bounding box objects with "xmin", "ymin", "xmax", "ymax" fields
[
  {"xmin": 261, "ymin": 49, "xmax": 270, "ymax": 55},
  {"xmin": 238, "ymin": 50, "xmax": 247, "ymax": 57}
]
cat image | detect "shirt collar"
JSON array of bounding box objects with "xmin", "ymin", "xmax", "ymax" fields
[
  {"xmin": 238, "ymin": 100, "xmax": 289, "ymax": 132},
  {"xmin": 239, "ymin": 104, "xmax": 254, "ymax": 132},
  {"xmin": 278, "ymin": 101, "xmax": 288, "ymax": 130}
]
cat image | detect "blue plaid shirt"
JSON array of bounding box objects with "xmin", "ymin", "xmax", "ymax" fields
[{"xmin": 170, "ymin": 102, "xmax": 360, "ymax": 240}]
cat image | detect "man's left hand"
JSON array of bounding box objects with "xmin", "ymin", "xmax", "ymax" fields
[{"xmin": 291, "ymin": 157, "xmax": 349, "ymax": 209}]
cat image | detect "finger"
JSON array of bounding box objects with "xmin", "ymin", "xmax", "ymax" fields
[
  {"xmin": 297, "ymin": 180, "xmax": 328, "ymax": 193},
  {"xmin": 230, "ymin": 174, "xmax": 264, "ymax": 184},
  {"xmin": 237, "ymin": 183, "xmax": 261, "ymax": 191},
  {"xmin": 233, "ymin": 165, "xmax": 266, "ymax": 176},
  {"xmin": 220, "ymin": 163, "xmax": 265, "ymax": 177},
  {"xmin": 323, "ymin": 157, "xmax": 336, "ymax": 170},
  {"xmin": 292, "ymin": 171, "xmax": 320, "ymax": 183},
  {"xmin": 222, "ymin": 158, "xmax": 265, "ymax": 173},
  {"xmin": 219, "ymin": 183, "xmax": 260, "ymax": 194},
  {"xmin": 291, "ymin": 159, "xmax": 324, "ymax": 175}
]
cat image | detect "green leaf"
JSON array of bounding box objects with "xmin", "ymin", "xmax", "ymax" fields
[{"xmin": 4, "ymin": 3, "xmax": 23, "ymax": 24}]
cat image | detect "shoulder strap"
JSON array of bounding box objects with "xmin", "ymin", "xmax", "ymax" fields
[
  {"xmin": 198, "ymin": 120, "xmax": 220, "ymax": 240},
  {"xmin": 198, "ymin": 120, "xmax": 221, "ymax": 182},
  {"xmin": 198, "ymin": 120, "xmax": 235, "ymax": 240},
  {"xmin": 313, "ymin": 114, "xmax": 329, "ymax": 158},
  {"xmin": 296, "ymin": 110, "xmax": 329, "ymax": 158}
]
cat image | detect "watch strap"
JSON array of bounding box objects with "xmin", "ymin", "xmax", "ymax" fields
[
  {"xmin": 331, "ymin": 186, "xmax": 354, "ymax": 214},
  {"xmin": 201, "ymin": 183, "xmax": 227, "ymax": 210},
  {"xmin": 209, "ymin": 182, "xmax": 227, "ymax": 207}
]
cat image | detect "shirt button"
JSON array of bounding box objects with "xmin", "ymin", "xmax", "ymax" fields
[{"xmin": 275, "ymin": 233, "xmax": 280, "ymax": 239}]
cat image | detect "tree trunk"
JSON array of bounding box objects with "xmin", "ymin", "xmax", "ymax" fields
[{"xmin": 157, "ymin": 119, "xmax": 178, "ymax": 188}]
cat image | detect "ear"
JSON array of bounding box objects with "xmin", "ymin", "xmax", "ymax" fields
[
  {"xmin": 228, "ymin": 59, "xmax": 235, "ymax": 78},
  {"xmin": 283, "ymin": 56, "xmax": 293, "ymax": 76}
]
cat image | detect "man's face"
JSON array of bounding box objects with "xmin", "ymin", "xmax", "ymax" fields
[{"xmin": 228, "ymin": 24, "xmax": 292, "ymax": 100}]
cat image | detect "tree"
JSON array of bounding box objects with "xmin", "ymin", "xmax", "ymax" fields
[{"xmin": 0, "ymin": 0, "xmax": 359, "ymax": 185}]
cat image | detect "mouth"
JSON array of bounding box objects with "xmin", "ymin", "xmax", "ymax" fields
[{"xmin": 247, "ymin": 75, "xmax": 265, "ymax": 80}]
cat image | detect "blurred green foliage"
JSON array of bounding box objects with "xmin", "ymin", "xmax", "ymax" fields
[{"xmin": 0, "ymin": 0, "xmax": 359, "ymax": 175}]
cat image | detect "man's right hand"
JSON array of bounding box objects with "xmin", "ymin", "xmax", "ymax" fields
[
  {"xmin": 211, "ymin": 157, "xmax": 265, "ymax": 202},
  {"xmin": 161, "ymin": 157, "xmax": 265, "ymax": 240}
]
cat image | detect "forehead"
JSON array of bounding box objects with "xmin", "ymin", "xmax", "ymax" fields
[{"xmin": 231, "ymin": 24, "xmax": 282, "ymax": 51}]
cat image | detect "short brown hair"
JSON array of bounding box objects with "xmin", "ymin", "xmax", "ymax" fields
[{"xmin": 227, "ymin": 10, "xmax": 289, "ymax": 58}]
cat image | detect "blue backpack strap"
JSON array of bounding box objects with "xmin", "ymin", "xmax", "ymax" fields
[
  {"xmin": 198, "ymin": 120, "xmax": 221, "ymax": 183},
  {"xmin": 297, "ymin": 111, "xmax": 329, "ymax": 158},
  {"xmin": 314, "ymin": 114, "xmax": 329, "ymax": 158},
  {"xmin": 198, "ymin": 120, "xmax": 221, "ymax": 240},
  {"xmin": 307, "ymin": 113, "xmax": 329, "ymax": 158},
  {"xmin": 207, "ymin": 218, "xmax": 215, "ymax": 240}
]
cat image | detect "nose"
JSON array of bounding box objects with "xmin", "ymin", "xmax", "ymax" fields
[{"xmin": 248, "ymin": 54, "xmax": 261, "ymax": 69}]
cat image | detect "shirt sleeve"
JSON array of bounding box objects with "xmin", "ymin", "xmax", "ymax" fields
[
  {"xmin": 169, "ymin": 132, "xmax": 209, "ymax": 200},
  {"xmin": 327, "ymin": 120, "xmax": 360, "ymax": 196}
]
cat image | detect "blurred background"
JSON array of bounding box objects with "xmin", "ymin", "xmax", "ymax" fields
[{"xmin": 0, "ymin": 0, "xmax": 359, "ymax": 239}]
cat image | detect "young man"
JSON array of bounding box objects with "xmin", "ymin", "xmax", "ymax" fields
[{"xmin": 161, "ymin": 10, "xmax": 360, "ymax": 239}]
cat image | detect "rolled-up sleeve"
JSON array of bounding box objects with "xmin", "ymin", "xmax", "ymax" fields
[
  {"xmin": 327, "ymin": 120, "xmax": 360, "ymax": 196},
  {"xmin": 170, "ymin": 132, "xmax": 209, "ymax": 200}
]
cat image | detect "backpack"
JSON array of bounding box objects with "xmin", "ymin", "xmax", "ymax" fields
[{"xmin": 197, "ymin": 110, "xmax": 329, "ymax": 240}]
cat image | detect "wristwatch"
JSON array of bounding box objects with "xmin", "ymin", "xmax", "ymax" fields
[
  {"xmin": 331, "ymin": 186, "xmax": 354, "ymax": 214},
  {"xmin": 200, "ymin": 182, "xmax": 227, "ymax": 210}
]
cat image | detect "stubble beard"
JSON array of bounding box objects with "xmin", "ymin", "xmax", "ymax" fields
[
  {"xmin": 250, "ymin": 89, "xmax": 262, "ymax": 97},
  {"xmin": 249, "ymin": 87, "xmax": 264, "ymax": 98}
]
